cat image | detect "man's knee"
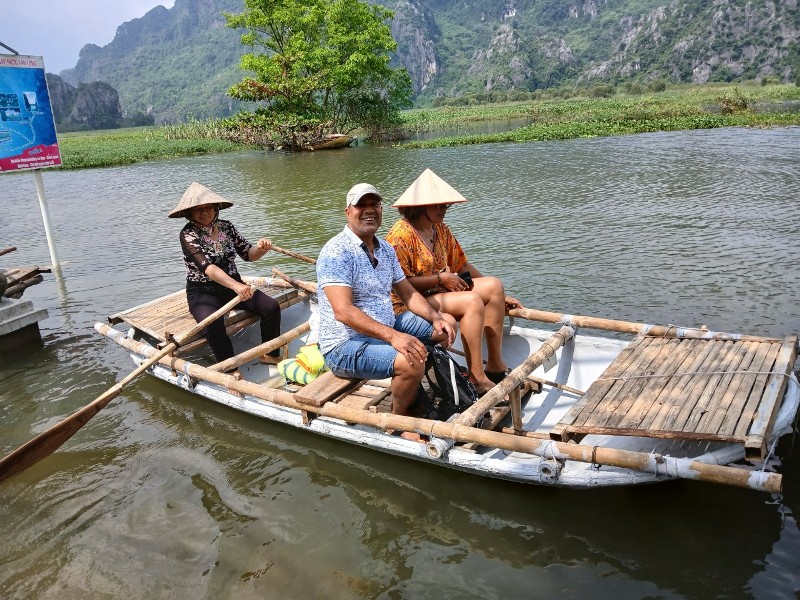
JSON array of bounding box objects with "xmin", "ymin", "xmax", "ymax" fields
[{"xmin": 393, "ymin": 353, "xmax": 426, "ymax": 381}]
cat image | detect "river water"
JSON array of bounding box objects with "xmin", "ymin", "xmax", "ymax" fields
[{"xmin": 1, "ymin": 126, "xmax": 800, "ymax": 599}]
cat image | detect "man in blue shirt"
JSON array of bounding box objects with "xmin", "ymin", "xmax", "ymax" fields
[{"xmin": 317, "ymin": 182, "xmax": 455, "ymax": 425}]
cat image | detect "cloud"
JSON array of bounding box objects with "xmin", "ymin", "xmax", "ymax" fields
[{"xmin": 1, "ymin": 1, "xmax": 175, "ymax": 74}]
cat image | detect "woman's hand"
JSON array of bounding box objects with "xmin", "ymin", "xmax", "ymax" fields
[
  {"xmin": 440, "ymin": 271, "xmax": 470, "ymax": 292},
  {"xmin": 505, "ymin": 295, "xmax": 523, "ymax": 310},
  {"xmin": 233, "ymin": 281, "xmax": 254, "ymax": 301},
  {"xmin": 255, "ymin": 238, "xmax": 272, "ymax": 258}
]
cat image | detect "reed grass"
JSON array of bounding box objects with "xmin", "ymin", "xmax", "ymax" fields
[{"xmin": 57, "ymin": 122, "xmax": 243, "ymax": 169}]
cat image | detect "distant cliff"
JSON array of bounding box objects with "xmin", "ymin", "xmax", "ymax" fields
[
  {"xmin": 59, "ymin": 0, "xmax": 800, "ymax": 123},
  {"xmin": 45, "ymin": 74, "xmax": 123, "ymax": 131},
  {"xmin": 60, "ymin": 0, "xmax": 245, "ymax": 125}
]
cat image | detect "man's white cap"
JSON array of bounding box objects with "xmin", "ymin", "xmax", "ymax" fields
[{"xmin": 346, "ymin": 182, "xmax": 383, "ymax": 207}]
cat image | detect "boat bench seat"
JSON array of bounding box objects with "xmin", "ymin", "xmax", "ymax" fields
[{"xmin": 293, "ymin": 371, "xmax": 363, "ymax": 407}]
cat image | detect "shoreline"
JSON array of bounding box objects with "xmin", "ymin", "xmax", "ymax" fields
[{"xmin": 21, "ymin": 83, "xmax": 800, "ymax": 171}]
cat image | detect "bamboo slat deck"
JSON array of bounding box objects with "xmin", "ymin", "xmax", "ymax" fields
[
  {"xmin": 108, "ymin": 283, "xmax": 299, "ymax": 355},
  {"xmin": 551, "ymin": 334, "xmax": 797, "ymax": 460}
]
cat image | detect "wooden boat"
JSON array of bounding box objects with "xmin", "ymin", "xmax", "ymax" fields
[
  {"xmin": 96, "ymin": 274, "xmax": 799, "ymax": 493},
  {"xmin": 304, "ymin": 133, "xmax": 355, "ymax": 151}
]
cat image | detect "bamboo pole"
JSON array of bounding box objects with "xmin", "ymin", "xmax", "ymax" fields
[
  {"xmin": 270, "ymin": 245, "xmax": 317, "ymax": 265},
  {"xmin": 447, "ymin": 346, "xmax": 584, "ymax": 396},
  {"xmin": 453, "ymin": 325, "xmax": 577, "ymax": 427},
  {"xmin": 271, "ymin": 268, "xmax": 318, "ymax": 294},
  {"xmin": 527, "ymin": 375, "xmax": 584, "ymax": 396},
  {"xmin": 210, "ymin": 321, "xmax": 311, "ymax": 373},
  {"xmin": 508, "ymin": 307, "xmax": 781, "ymax": 342},
  {"xmin": 0, "ymin": 293, "xmax": 245, "ymax": 483},
  {"xmin": 93, "ymin": 323, "xmax": 782, "ymax": 493}
]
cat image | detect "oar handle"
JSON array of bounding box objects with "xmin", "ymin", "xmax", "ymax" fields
[
  {"xmin": 0, "ymin": 290, "xmax": 245, "ymax": 484},
  {"xmin": 270, "ymin": 245, "xmax": 317, "ymax": 265}
]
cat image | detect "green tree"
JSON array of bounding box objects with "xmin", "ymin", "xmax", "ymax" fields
[{"xmin": 225, "ymin": 0, "xmax": 412, "ymax": 147}]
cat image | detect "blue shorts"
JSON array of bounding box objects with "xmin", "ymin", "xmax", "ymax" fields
[{"xmin": 323, "ymin": 311, "xmax": 434, "ymax": 380}]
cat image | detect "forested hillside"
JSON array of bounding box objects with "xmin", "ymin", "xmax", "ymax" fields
[{"xmin": 59, "ymin": 0, "xmax": 800, "ymax": 124}]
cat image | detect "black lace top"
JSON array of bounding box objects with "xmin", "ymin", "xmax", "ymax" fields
[{"xmin": 179, "ymin": 219, "xmax": 253, "ymax": 286}]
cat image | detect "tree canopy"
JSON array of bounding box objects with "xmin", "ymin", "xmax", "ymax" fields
[{"xmin": 225, "ymin": 0, "xmax": 412, "ymax": 147}]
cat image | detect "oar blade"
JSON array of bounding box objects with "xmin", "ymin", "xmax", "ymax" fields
[{"xmin": 0, "ymin": 388, "xmax": 120, "ymax": 483}]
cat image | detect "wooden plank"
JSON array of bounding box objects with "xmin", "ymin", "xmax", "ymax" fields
[
  {"xmin": 732, "ymin": 341, "xmax": 784, "ymax": 439},
  {"xmin": 717, "ymin": 341, "xmax": 777, "ymax": 437},
  {"xmin": 337, "ymin": 393, "xmax": 386, "ymax": 410},
  {"xmin": 663, "ymin": 340, "xmax": 735, "ymax": 433},
  {"xmin": 109, "ymin": 290, "xmax": 185, "ymax": 324},
  {"xmin": 679, "ymin": 341, "xmax": 742, "ymax": 433},
  {"xmin": 293, "ymin": 371, "xmax": 362, "ymax": 407},
  {"xmin": 562, "ymin": 423, "xmax": 741, "ymax": 443},
  {"xmin": 110, "ymin": 285, "xmax": 298, "ymax": 346},
  {"xmin": 744, "ymin": 336, "xmax": 798, "ymax": 460},
  {"xmin": 550, "ymin": 335, "xmax": 649, "ymax": 441},
  {"xmin": 605, "ymin": 338, "xmax": 696, "ymax": 429},
  {"xmin": 563, "ymin": 335, "xmax": 652, "ymax": 428},
  {"xmin": 698, "ymin": 340, "xmax": 761, "ymax": 435},
  {"xmin": 349, "ymin": 384, "xmax": 390, "ymax": 400},
  {"xmin": 576, "ymin": 335, "xmax": 667, "ymax": 429},
  {"xmin": 337, "ymin": 384, "xmax": 390, "ymax": 410},
  {"xmin": 629, "ymin": 338, "xmax": 711, "ymax": 431}
]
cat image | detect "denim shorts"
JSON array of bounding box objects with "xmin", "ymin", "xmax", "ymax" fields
[{"xmin": 323, "ymin": 311, "xmax": 434, "ymax": 380}]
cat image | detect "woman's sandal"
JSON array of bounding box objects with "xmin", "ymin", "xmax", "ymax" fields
[{"xmin": 485, "ymin": 369, "xmax": 510, "ymax": 385}]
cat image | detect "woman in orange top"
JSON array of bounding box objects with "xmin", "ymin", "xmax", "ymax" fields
[{"xmin": 386, "ymin": 168, "xmax": 522, "ymax": 395}]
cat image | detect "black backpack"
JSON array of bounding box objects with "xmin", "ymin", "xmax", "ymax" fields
[{"xmin": 414, "ymin": 346, "xmax": 480, "ymax": 422}]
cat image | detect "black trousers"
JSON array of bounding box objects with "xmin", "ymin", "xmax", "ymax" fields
[{"xmin": 187, "ymin": 285, "xmax": 281, "ymax": 366}]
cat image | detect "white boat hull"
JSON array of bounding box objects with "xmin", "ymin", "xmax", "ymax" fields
[{"xmin": 104, "ymin": 298, "xmax": 800, "ymax": 490}]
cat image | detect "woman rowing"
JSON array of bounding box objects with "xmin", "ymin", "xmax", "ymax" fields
[
  {"xmin": 386, "ymin": 168, "xmax": 522, "ymax": 395},
  {"xmin": 168, "ymin": 182, "xmax": 281, "ymax": 369}
]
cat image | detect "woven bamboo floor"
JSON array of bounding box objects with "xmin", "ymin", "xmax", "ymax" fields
[
  {"xmin": 108, "ymin": 283, "xmax": 299, "ymax": 355},
  {"xmin": 551, "ymin": 334, "xmax": 798, "ymax": 460}
]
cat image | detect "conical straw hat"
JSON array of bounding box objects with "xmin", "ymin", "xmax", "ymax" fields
[
  {"xmin": 392, "ymin": 168, "xmax": 468, "ymax": 207},
  {"xmin": 168, "ymin": 182, "xmax": 234, "ymax": 218}
]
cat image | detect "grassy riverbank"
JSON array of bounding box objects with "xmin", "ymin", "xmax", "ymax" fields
[
  {"xmin": 398, "ymin": 83, "xmax": 800, "ymax": 148},
  {"xmin": 57, "ymin": 122, "xmax": 243, "ymax": 170},
  {"xmin": 52, "ymin": 83, "xmax": 800, "ymax": 169}
]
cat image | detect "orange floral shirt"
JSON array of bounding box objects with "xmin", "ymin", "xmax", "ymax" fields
[{"xmin": 386, "ymin": 218, "xmax": 468, "ymax": 313}]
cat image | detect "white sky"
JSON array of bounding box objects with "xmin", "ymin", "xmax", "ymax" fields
[{"xmin": 1, "ymin": 1, "xmax": 176, "ymax": 74}]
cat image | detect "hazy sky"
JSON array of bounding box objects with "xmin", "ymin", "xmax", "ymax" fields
[{"xmin": 1, "ymin": 1, "xmax": 176, "ymax": 74}]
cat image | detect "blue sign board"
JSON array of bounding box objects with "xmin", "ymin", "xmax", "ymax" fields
[{"xmin": 0, "ymin": 54, "xmax": 61, "ymax": 171}]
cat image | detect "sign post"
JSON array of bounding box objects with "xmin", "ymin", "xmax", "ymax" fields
[{"xmin": 0, "ymin": 54, "xmax": 62, "ymax": 270}]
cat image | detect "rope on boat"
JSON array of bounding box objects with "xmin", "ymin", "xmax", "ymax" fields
[{"xmin": 596, "ymin": 370, "xmax": 790, "ymax": 383}]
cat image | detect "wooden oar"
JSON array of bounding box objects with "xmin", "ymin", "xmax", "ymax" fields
[
  {"xmin": 0, "ymin": 293, "xmax": 245, "ymax": 484},
  {"xmin": 0, "ymin": 246, "xmax": 17, "ymax": 258},
  {"xmin": 270, "ymin": 245, "xmax": 316, "ymax": 265}
]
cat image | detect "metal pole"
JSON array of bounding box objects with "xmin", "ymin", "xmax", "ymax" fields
[
  {"xmin": 32, "ymin": 169, "xmax": 61, "ymax": 271},
  {"xmin": 0, "ymin": 41, "xmax": 20, "ymax": 54}
]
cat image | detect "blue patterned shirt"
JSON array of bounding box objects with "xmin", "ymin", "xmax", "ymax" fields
[{"xmin": 316, "ymin": 226, "xmax": 407, "ymax": 353}]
